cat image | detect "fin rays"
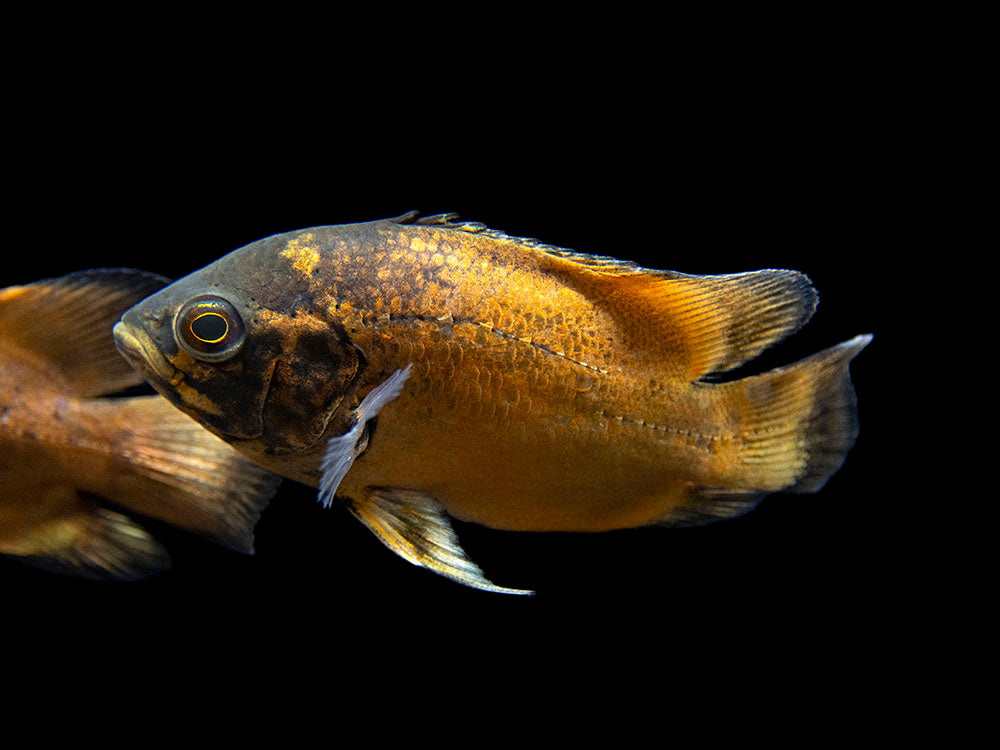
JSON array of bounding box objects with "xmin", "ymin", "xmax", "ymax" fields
[
  {"xmin": 318, "ymin": 364, "xmax": 413, "ymax": 509},
  {"xmin": 0, "ymin": 269, "xmax": 170, "ymax": 396},
  {"xmin": 345, "ymin": 488, "xmax": 533, "ymax": 595}
]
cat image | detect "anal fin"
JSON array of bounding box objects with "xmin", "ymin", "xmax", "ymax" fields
[
  {"xmin": 346, "ymin": 488, "xmax": 533, "ymax": 595},
  {"xmin": 316, "ymin": 363, "xmax": 530, "ymax": 593},
  {"xmin": 656, "ymin": 486, "xmax": 767, "ymax": 527}
]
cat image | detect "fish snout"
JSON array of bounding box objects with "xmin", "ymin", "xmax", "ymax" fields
[{"xmin": 113, "ymin": 321, "xmax": 176, "ymax": 385}]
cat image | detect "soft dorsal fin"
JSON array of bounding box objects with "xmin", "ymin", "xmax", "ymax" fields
[
  {"xmin": 537, "ymin": 255, "xmax": 817, "ymax": 382},
  {"xmin": 584, "ymin": 269, "xmax": 817, "ymax": 382},
  {"xmin": 390, "ymin": 213, "xmax": 818, "ymax": 381},
  {"xmin": 0, "ymin": 269, "xmax": 169, "ymax": 396}
]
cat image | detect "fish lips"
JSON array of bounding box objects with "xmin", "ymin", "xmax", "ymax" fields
[{"xmin": 113, "ymin": 320, "xmax": 177, "ymax": 387}]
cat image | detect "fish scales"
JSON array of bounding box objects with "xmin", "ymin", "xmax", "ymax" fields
[
  {"xmin": 284, "ymin": 224, "xmax": 734, "ymax": 527},
  {"xmin": 113, "ymin": 213, "xmax": 871, "ymax": 593}
]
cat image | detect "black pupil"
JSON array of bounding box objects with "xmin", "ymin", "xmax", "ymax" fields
[{"xmin": 191, "ymin": 313, "xmax": 228, "ymax": 342}]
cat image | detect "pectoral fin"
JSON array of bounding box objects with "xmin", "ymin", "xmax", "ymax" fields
[
  {"xmin": 316, "ymin": 364, "xmax": 531, "ymax": 594},
  {"xmin": 318, "ymin": 365, "xmax": 412, "ymax": 509},
  {"xmin": 345, "ymin": 488, "xmax": 533, "ymax": 595}
]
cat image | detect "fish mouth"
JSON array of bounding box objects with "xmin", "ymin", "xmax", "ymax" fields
[{"xmin": 113, "ymin": 321, "xmax": 177, "ymax": 386}]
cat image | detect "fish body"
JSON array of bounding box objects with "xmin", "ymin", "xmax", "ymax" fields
[
  {"xmin": 114, "ymin": 213, "xmax": 870, "ymax": 592},
  {"xmin": 0, "ymin": 270, "xmax": 280, "ymax": 579}
]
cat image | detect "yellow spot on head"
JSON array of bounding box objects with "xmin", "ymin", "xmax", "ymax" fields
[{"xmin": 280, "ymin": 233, "xmax": 321, "ymax": 277}]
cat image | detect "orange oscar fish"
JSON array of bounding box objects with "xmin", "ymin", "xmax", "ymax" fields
[
  {"xmin": 113, "ymin": 212, "xmax": 871, "ymax": 593},
  {"xmin": 1, "ymin": 270, "xmax": 280, "ymax": 579}
]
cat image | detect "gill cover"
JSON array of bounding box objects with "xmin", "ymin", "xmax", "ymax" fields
[
  {"xmin": 163, "ymin": 287, "xmax": 365, "ymax": 455},
  {"xmin": 256, "ymin": 312, "xmax": 365, "ymax": 455}
]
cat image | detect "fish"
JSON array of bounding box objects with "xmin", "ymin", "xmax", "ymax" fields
[
  {"xmin": 1, "ymin": 269, "xmax": 281, "ymax": 580},
  {"xmin": 113, "ymin": 211, "xmax": 871, "ymax": 594}
]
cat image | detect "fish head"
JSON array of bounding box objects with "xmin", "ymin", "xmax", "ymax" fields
[{"xmin": 113, "ymin": 246, "xmax": 364, "ymax": 458}]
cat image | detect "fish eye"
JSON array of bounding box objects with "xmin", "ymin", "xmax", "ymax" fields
[
  {"xmin": 190, "ymin": 312, "xmax": 229, "ymax": 343},
  {"xmin": 174, "ymin": 295, "xmax": 245, "ymax": 362}
]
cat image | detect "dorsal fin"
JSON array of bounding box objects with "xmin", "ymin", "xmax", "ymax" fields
[
  {"xmin": 387, "ymin": 210, "xmax": 577, "ymax": 255},
  {"xmin": 389, "ymin": 213, "xmax": 818, "ymax": 380},
  {"xmin": 531, "ymin": 240, "xmax": 818, "ymax": 381},
  {"xmin": 0, "ymin": 269, "xmax": 169, "ymax": 396},
  {"xmin": 545, "ymin": 265, "xmax": 819, "ymax": 381}
]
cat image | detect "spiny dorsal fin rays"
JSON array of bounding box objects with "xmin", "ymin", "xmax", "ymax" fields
[{"xmin": 388, "ymin": 210, "xmax": 598, "ymax": 264}]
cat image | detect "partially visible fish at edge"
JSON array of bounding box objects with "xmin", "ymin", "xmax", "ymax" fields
[
  {"xmin": 113, "ymin": 212, "xmax": 872, "ymax": 594},
  {"xmin": 0, "ymin": 269, "xmax": 281, "ymax": 580}
]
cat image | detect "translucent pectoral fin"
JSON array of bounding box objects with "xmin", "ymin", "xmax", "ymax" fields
[
  {"xmin": 346, "ymin": 488, "xmax": 533, "ymax": 596},
  {"xmin": 318, "ymin": 365, "xmax": 413, "ymax": 509},
  {"xmin": 316, "ymin": 363, "xmax": 530, "ymax": 594}
]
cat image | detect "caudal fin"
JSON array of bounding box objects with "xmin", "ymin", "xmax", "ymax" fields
[{"xmin": 722, "ymin": 334, "xmax": 872, "ymax": 493}]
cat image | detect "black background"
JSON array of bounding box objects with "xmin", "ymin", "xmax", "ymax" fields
[{"xmin": 3, "ymin": 57, "xmax": 901, "ymax": 671}]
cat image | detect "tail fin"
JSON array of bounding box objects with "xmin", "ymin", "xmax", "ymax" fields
[
  {"xmin": 92, "ymin": 396, "xmax": 282, "ymax": 553},
  {"xmin": 722, "ymin": 334, "xmax": 872, "ymax": 493}
]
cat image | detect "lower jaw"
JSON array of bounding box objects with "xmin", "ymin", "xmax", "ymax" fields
[{"xmin": 113, "ymin": 323, "xmax": 177, "ymax": 386}]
